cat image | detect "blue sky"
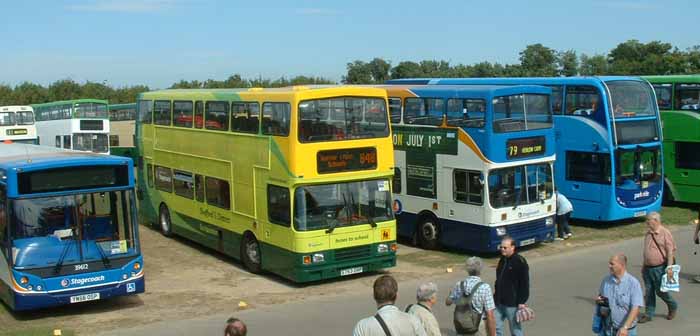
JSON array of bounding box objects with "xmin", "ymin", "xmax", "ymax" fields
[{"xmin": 1, "ymin": 0, "xmax": 698, "ymax": 89}]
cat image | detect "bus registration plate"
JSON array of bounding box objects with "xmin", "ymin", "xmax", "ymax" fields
[
  {"xmin": 520, "ymin": 238, "xmax": 535, "ymax": 247},
  {"xmin": 70, "ymin": 293, "xmax": 100, "ymax": 303},
  {"xmin": 340, "ymin": 266, "xmax": 363, "ymax": 276},
  {"xmin": 634, "ymin": 211, "xmax": 647, "ymax": 218}
]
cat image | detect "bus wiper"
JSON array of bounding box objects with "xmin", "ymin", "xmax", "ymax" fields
[
  {"xmin": 54, "ymin": 228, "xmax": 77, "ymax": 275},
  {"xmin": 94, "ymin": 241, "xmax": 111, "ymax": 269},
  {"xmin": 326, "ymin": 194, "xmax": 348, "ymax": 234}
]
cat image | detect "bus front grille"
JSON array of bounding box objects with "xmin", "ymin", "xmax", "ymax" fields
[
  {"xmin": 506, "ymin": 220, "xmax": 546, "ymax": 237},
  {"xmin": 335, "ymin": 245, "xmax": 372, "ymax": 261}
]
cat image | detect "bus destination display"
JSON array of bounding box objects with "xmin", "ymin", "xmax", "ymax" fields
[
  {"xmin": 506, "ymin": 136, "xmax": 545, "ymax": 159},
  {"xmin": 317, "ymin": 147, "xmax": 377, "ymax": 174}
]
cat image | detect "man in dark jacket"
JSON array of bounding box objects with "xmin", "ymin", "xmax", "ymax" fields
[{"xmin": 494, "ymin": 236, "xmax": 529, "ymax": 336}]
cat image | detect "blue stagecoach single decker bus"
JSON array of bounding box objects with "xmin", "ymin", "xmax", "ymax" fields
[
  {"xmin": 388, "ymin": 77, "xmax": 663, "ymax": 222},
  {"xmin": 0, "ymin": 143, "xmax": 144, "ymax": 311},
  {"xmin": 382, "ymin": 85, "xmax": 556, "ymax": 252}
]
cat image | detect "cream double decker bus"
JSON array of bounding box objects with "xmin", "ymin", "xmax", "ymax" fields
[
  {"xmin": 136, "ymin": 86, "xmax": 396, "ymax": 282},
  {"xmin": 0, "ymin": 105, "xmax": 38, "ymax": 144}
]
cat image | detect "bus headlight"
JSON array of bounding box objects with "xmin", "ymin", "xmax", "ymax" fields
[
  {"xmin": 20, "ymin": 276, "xmax": 29, "ymax": 285},
  {"xmin": 545, "ymin": 217, "xmax": 554, "ymax": 226},
  {"xmin": 36, "ymin": 285, "xmax": 42, "ymax": 291},
  {"xmin": 133, "ymin": 262, "xmax": 141, "ymax": 270},
  {"xmin": 496, "ymin": 227, "xmax": 507, "ymax": 236},
  {"xmin": 377, "ymin": 244, "xmax": 388, "ymax": 253},
  {"xmin": 312, "ymin": 253, "xmax": 325, "ymax": 263}
]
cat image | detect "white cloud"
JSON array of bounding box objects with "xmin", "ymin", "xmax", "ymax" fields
[{"xmin": 68, "ymin": 0, "xmax": 177, "ymax": 13}]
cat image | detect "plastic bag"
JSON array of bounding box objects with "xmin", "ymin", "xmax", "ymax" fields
[{"xmin": 661, "ymin": 264, "xmax": 681, "ymax": 293}]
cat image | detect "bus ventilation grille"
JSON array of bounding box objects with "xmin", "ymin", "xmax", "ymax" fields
[
  {"xmin": 335, "ymin": 245, "xmax": 371, "ymax": 261},
  {"xmin": 507, "ymin": 220, "xmax": 546, "ymax": 236}
]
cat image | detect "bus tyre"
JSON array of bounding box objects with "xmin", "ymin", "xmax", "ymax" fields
[
  {"xmin": 241, "ymin": 234, "xmax": 262, "ymax": 273},
  {"xmin": 418, "ymin": 218, "xmax": 439, "ymax": 250},
  {"xmin": 159, "ymin": 204, "xmax": 173, "ymax": 237}
]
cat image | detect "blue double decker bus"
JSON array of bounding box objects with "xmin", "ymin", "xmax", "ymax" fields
[
  {"xmin": 388, "ymin": 77, "xmax": 663, "ymax": 222},
  {"xmin": 383, "ymin": 85, "xmax": 556, "ymax": 252},
  {"xmin": 0, "ymin": 143, "xmax": 144, "ymax": 310}
]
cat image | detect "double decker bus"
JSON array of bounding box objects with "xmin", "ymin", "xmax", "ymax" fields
[
  {"xmin": 388, "ymin": 77, "xmax": 663, "ymax": 222},
  {"xmin": 382, "ymin": 85, "xmax": 556, "ymax": 251},
  {"xmin": 32, "ymin": 99, "xmax": 110, "ymax": 154},
  {"xmin": 0, "ymin": 143, "xmax": 144, "ymax": 311},
  {"xmin": 108, "ymin": 103, "xmax": 137, "ymax": 161},
  {"xmin": 0, "ymin": 106, "xmax": 38, "ymax": 144},
  {"xmin": 136, "ymin": 86, "xmax": 396, "ymax": 282},
  {"xmin": 643, "ymin": 75, "xmax": 700, "ymax": 203}
]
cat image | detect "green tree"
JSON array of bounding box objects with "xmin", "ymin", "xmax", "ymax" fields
[
  {"xmin": 390, "ymin": 61, "xmax": 423, "ymax": 79},
  {"xmin": 519, "ymin": 44, "xmax": 558, "ymax": 76},
  {"xmin": 368, "ymin": 58, "xmax": 391, "ymax": 83},
  {"xmin": 0, "ymin": 85, "xmax": 13, "ymax": 105},
  {"xmin": 12, "ymin": 82, "xmax": 49, "ymax": 105},
  {"xmin": 608, "ymin": 39, "xmax": 674, "ymax": 74},
  {"xmin": 343, "ymin": 60, "xmax": 373, "ymax": 84},
  {"xmin": 81, "ymin": 81, "xmax": 113, "ymax": 100},
  {"xmin": 48, "ymin": 79, "xmax": 81, "ymax": 101},
  {"xmin": 557, "ymin": 50, "xmax": 579, "ymax": 77},
  {"xmin": 579, "ymin": 54, "xmax": 609, "ymax": 75}
]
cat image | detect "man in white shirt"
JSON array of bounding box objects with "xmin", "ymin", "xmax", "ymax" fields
[{"xmin": 353, "ymin": 275, "xmax": 427, "ymax": 336}]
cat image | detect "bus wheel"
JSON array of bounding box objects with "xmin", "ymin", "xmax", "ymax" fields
[
  {"xmin": 241, "ymin": 234, "xmax": 262, "ymax": 273},
  {"xmin": 417, "ymin": 217, "xmax": 439, "ymax": 250},
  {"xmin": 159, "ymin": 204, "xmax": 173, "ymax": 237}
]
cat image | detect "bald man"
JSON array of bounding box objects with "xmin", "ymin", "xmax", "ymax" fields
[{"xmin": 596, "ymin": 254, "xmax": 643, "ymax": 336}]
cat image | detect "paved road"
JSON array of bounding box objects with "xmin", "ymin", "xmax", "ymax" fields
[{"xmin": 99, "ymin": 226, "xmax": 700, "ymax": 335}]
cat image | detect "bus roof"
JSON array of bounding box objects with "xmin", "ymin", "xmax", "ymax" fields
[
  {"xmin": 31, "ymin": 99, "xmax": 109, "ymax": 108},
  {"xmin": 0, "ymin": 143, "xmax": 128, "ymax": 171},
  {"xmin": 0, "ymin": 106, "xmax": 34, "ymax": 112},
  {"xmin": 108, "ymin": 103, "xmax": 136, "ymax": 110},
  {"xmin": 139, "ymin": 86, "xmax": 388, "ymax": 99},
  {"xmin": 381, "ymin": 84, "xmax": 551, "ymax": 97},
  {"xmin": 386, "ymin": 76, "xmax": 645, "ymax": 86},
  {"xmin": 643, "ymin": 75, "xmax": 700, "ymax": 83}
]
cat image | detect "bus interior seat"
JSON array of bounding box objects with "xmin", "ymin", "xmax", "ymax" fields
[{"xmin": 84, "ymin": 216, "xmax": 113, "ymax": 241}]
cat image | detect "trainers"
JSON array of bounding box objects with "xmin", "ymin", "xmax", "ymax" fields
[
  {"xmin": 667, "ymin": 309, "xmax": 677, "ymax": 320},
  {"xmin": 693, "ymin": 276, "xmax": 700, "ymax": 283},
  {"xmin": 566, "ymin": 233, "xmax": 573, "ymax": 238},
  {"xmin": 554, "ymin": 237, "xmax": 564, "ymax": 241},
  {"xmin": 638, "ymin": 314, "xmax": 652, "ymax": 323}
]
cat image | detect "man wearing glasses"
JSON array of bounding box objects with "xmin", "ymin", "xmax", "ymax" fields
[{"xmin": 494, "ymin": 237, "xmax": 529, "ymax": 336}]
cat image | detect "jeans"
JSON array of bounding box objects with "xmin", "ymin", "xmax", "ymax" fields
[
  {"xmin": 599, "ymin": 327, "xmax": 637, "ymax": 336},
  {"xmin": 642, "ymin": 264, "xmax": 678, "ymax": 317},
  {"xmin": 556, "ymin": 212, "xmax": 571, "ymax": 238},
  {"xmin": 495, "ymin": 305, "xmax": 523, "ymax": 336}
]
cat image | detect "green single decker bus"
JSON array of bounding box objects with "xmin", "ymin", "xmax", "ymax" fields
[
  {"xmin": 135, "ymin": 86, "xmax": 397, "ymax": 282},
  {"xmin": 644, "ymin": 75, "xmax": 700, "ymax": 203}
]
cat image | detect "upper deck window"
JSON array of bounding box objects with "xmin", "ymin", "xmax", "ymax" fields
[
  {"xmin": 231, "ymin": 102, "xmax": 260, "ymax": 134},
  {"xmin": 493, "ymin": 94, "xmax": 552, "ymax": 133},
  {"xmin": 262, "ymin": 102, "xmax": 290, "ymax": 136},
  {"xmin": 137, "ymin": 100, "xmax": 153, "ymax": 124},
  {"xmin": 0, "ymin": 112, "xmax": 14, "ymax": 126},
  {"xmin": 298, "ymin": 97, "xmax": 388, "ymax": 142},
  {"xmin": 74, "ymin": 102, "xmax": 108, "ymax": 119},
  {"xmin": 674, "ymin": 83, "xmax": 700, "ymax": 111},
  {"xmin": 565, "ymin": 86, "xmax": 602, "ymax": 117},
  {"xmin": 404, "ymin": 98, "xmax": 443, "ymax": 126},
  {"xmin": 607, "ymin": 80, "xmax": 656, "ymax": 118},
  {"xmin": 16, "ymin": 111, "xmax": 34, "ymax": 125},
  {"xmin": 652, "ymin": 84, "xmax": 673, "ymax": 110},
  {"xmin": 153, "ymin": 100, "xmax": 171, "ymax": 125},
  {"xmin": 446, "ymin": 98, "xmax": 485, "ymax": 128},
  {"xmin": 205, "ymin": 101, "xmax": 229, "ymax": 131},
  {"xmin": 173, "ymin": 101, "xmax": 194, "ymax": 128}
]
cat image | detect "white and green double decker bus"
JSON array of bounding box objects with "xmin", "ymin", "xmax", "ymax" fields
[
  {"xmin": 32, "ymin": 99, "xmax": 110, "ymax": 154},
  {"xmin": 136, "ymin": 86, "xmax": 397, "ymax": 282}
]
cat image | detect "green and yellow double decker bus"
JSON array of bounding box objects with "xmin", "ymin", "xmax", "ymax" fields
[
  {"xmin": 644, "ymin": 75, "xmax": 700, "ymax": 203},
  {"xmin": 136, "ymin": 86, "xmax": 396, "ymax": 282}
]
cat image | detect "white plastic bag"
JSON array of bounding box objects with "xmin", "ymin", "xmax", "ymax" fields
[{"xmin": 661, "ymin": 264, "xmax": 681, "ymax": 292}]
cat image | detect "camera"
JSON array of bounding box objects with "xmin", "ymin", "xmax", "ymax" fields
[{"xmin": 596, "ymin": 296, "xmax": 609, "ymax": 307}]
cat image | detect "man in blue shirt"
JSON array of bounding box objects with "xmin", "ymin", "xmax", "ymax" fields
[{"xmin": 596, "ymin": 253, "xmax": 644, "ymax": 336}]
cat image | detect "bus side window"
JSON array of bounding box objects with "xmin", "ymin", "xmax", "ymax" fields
[
  {"xmin": 63, "ymin": 135, "xmax": 71, "ymax": 149},
  {"xmin": 262, "ymin": 102, "xmax": 290, "ymax": 136},
  {"xmin": 454, "ymin": 170, "xmax": 483, "ymax": 205},
  {"xmin": 154, "ymin": 100, "xmax": 172, "ymax": 126},
  {"xmin": 388, "ymin": 97, "xmax": 402, "ymax": 124},
  {"xmin": 55, "ymin": 135, "xmax": 61, "ymax": 148},
  {"xmin": 155, "ymin": 166, "xmax": 172, "ymax": 192},
  {"xmin": 205, "ymin": 177, "xmax": 230, "ymax": 210},
  {"xmin": 205, "ymin": 101, "xmax": 230, "ymax": 131},
  {"xmin": 194, "ymin": 174, "xmax": 204, "ymax": 202},
  {"xmin": 138, "ymin": 100, "xmax": 153, "ymax": 124},
  {"xmin": 267, "ymin": 185, "xmax": 290, "ymax": 226},
  {"xmin": 393, "ymin": 168, "xmax": 402, "ymax": 194}
]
